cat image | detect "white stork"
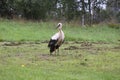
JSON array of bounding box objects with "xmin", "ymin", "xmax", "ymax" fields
[{"xmin": 48, "ymin": 23, "xmax": 65, "ymax": 55}]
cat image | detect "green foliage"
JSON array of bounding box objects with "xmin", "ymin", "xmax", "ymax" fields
[
  {"xmin": 60, "ymin": 0, "xmax": 78, "ymax": 20},
  {"xmin": 108, "ymin": 23, "xmax": 120, "ymax": 29},
  {"xmin": 0, "ymin": 0, "xmax": 119, "ymax": 24},
  {"xmin": 116, "ymin": 12, "xmax": 120, "ymax": 22},
  {"xmin": 0, "ymin": 0, "xmax": 56, "ymax": 20},
  {"xmin": 16, "ymin": 0, "xmax": 51, "ymax": 20},
  {"xmin": 99, "ymin": 10, "xmax": 111, "ymax": 22}
]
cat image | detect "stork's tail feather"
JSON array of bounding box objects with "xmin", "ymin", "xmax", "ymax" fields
[
  {"xmin": 48, "ymin": 39, "xmax": 58, "ymax": 53},
  {"xmin": 48, "ymin": 39, "xmax": 57, "ymax": 47}
]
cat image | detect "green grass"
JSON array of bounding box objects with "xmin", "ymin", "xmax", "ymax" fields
[
  {"xmin": 0, "ymin": 42, "xmax": 120, "ymax": 80},
  {"xmin": 0, "ymin": 19, "xmax": 54, "ymax": 41},
  {"xmin": 0, "ymin": 19, "xmax": 120, "ymax": 42},
  {"xmin": 0, "ymin": 19, "xmax": 120, "ymax": 80}
]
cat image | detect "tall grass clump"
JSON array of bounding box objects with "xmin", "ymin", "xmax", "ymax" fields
[{"xmin": 108, "ymin": 23, "xmax": 120, "ymax": 29}]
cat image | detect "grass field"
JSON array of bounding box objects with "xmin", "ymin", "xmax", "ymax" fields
[
  {"xmin": 0, "ymin": 19, "xmax": 120, "ymax": 42},
  {"xmin": 0, "ymin": 19, "xmax": 120, "ymax": 80}
]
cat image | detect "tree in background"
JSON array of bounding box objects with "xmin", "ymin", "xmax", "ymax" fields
[
  {"xmin": 0, "ymin": 0, "xmax": 14, "ymax": 19},
  {"xmin": 56, "ymin": 0, "xmax": 78, "ymax": 21},
  {"xmin": 17, "ymin": 0, "xmax": 52, "ymax": 20},
  {"xmin": 88, "ymin": 0, "xmax": 92, "ymax": 26},
  {"xmin": 0, "ymin": 0, "xmax": 119, "ymax": 24},
  {"xmin": 107, "ymin": 0, "xmax": 120, "ymax": 22}
]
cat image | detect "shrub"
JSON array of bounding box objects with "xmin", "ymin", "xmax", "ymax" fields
[{"xmin": 108, "ymin": 23, "xmax": 120, "ymax": 29}]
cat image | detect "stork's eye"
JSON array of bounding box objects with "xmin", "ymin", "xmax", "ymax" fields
[{"xmin": 57, "ymin": 24, "xmax": 60, "ymax": 28}]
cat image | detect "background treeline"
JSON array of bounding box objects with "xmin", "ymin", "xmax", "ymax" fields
[{"xmin": 0, "ymin": 0, "xmax": 120, "ymax": 25}]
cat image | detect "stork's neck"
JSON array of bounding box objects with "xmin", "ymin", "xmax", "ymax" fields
[{"xmin": 58, "ymin": 28, "xmax": 62, "ymax": 32}]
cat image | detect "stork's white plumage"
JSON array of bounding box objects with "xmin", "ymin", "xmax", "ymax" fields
[{"xmin": 48, "ymin": 23, "xmax": 65, "ymax": 55}]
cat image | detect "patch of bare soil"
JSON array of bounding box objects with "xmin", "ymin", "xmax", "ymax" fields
[
  {"xmin": 64, "ymin": 42, "xmax": 93, "ymax": 50},
  {"xmin": 64, "ymin": 41, "xmax": 120, "ymax": 52},
  {"xmin": 81, "ymin": 42, "xmax": 92, "ymax": 47},
  {"xmin": 1, "ymin": 41, "xmax": 42, "ymax": 46},
  {"xmin": 64, "ymin": 41, "xmax": 69, "ymax": 44},
  {"xmin": 41, "ymin": 40, "xmax": 49, "ymax": 43},
  {"xmin": 114, "ymin": 46, "xmax": 120, "ymax": 49},
  {"xmin": 2, "ymin": 42, "xmax": 22, "ymax": 46},
  {"xmin": 64, "ymin": 46, "xmax": 79, "ymax": 50},
  {"xmin": 74, "ymin": 41, "xmax": 110, "ymax": 45}
]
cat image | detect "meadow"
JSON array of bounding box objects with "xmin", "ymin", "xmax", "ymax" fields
[
  {"xmin": 0, "ymin": 19, "xmax": 120, "ymax": 42},
  {"xmin": 0, "ymin": 19, "xmax": 120, "ymax": 80}
]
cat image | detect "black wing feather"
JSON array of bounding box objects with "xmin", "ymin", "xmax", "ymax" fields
[{"xmin": 48, "ymin": 39, "xmax": 59, "ymax": 53}]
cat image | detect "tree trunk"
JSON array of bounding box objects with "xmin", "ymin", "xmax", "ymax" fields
[
  {"xmin": 88, "ymin": 0, "xmax": 92, "ymax": 26},
  {"xmin": 81, "ymin": 0, "xmax": 85, "ymax": 27},
  {"xmin": 82, "ymin": 15, "xmax": 85, "ymax": 26}
]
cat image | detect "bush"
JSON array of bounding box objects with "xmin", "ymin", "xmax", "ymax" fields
[{"xmin": 108, "ymin": 23, "xmax": 120, "ymax": 29}]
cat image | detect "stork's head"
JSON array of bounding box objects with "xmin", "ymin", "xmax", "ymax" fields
[{"xmin": 56, "ymin": 23, "xmax": 62, "ymax": 30}]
